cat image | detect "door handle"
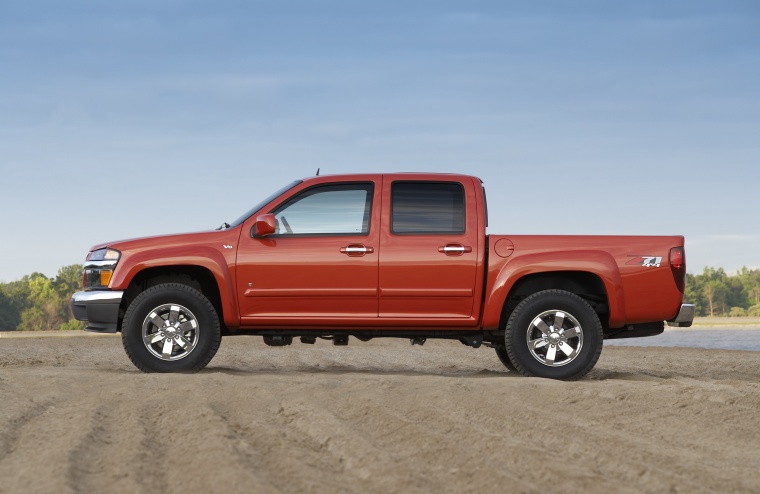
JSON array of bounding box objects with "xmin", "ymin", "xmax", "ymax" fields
[
  {"xmin": 340, "ymin": 244, "xmax": 374, "ymax": 256},
  {"xmin": 438, "ymin": 244, "xmax": 472, "ymax": 256}
]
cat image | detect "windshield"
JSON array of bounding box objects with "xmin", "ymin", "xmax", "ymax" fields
[{"xmin": 228, "ymin": 180, "xmax": 302, "ymax": 228}]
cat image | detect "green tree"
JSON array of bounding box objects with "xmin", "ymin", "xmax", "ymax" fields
[
  {"xmin": 0, "ymin": 279, "xmax": 31, "ymax": 331},
  {"xmin": 60, "ymin": 319, "xmax": 85, "ymax": 331},
  {"xmin": 684, "ymin": 273, "xmax": 703, "ymax": 315},
  {"xmin": 54, "ymin": 264, "xmax": 83, "ymax": 297},
  {"xmin": 18, "ymin": 306, "xmax": 48, "ymax": 331},
  {"xmin": 53, "ymin": 264, "xmax": 83, "ymax": 323},
  {"xmin": 703, "ymin": 280, "xmax": 728, "ymax": 316},
  {"xmin": 0, "ymin": 290, "xmax": 17, "ymax": 331},
  {"xmin": 1, "ymin": 266, "xmax": 84, "ymax": 331},
  {"xmin": 729, "ymin": 307, "xmax": 747, "ymax": 317},
  {"xmin": 738, "ymin": 267, "xmax": 760, "ymax": 307},
  {"xmin": 16, "ymin": 274, "xmax": 66, "ymax": 331}
]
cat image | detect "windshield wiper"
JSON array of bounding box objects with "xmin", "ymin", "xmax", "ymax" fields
[{"xmin": 216, "ymin": 222, "xmax": 230, "ymax": 230}]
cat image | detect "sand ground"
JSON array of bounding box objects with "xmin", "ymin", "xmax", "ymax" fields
[{"xmin": 1, "ymin": 334, "xmax": 759, "ymax": 494}]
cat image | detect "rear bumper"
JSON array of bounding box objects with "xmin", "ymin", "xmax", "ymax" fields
[
  {"xmin": 71, "ymin": 290, "xmax": 124, "ymax": 333},
  {"xmin": 667, "ymin": 303, "xmax": 696, "ymax": 328}
]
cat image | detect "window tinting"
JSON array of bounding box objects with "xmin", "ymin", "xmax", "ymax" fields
[
  {"xmin": 392, "ymin": 182, "xmax": 465, "ymax": 234},
  {"xmin": 272, "ymin": 183, "xmax": 373, "ymax": 235}
]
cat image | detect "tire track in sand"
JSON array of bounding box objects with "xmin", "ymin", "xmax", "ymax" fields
[
  {"xmin": 66, "ymin": 405, "xmax": 115, "ymax": 493},
  {"xmin": 133, "ymin": 401, "xmax": 280, "ymax": 494},
  {"xmin": 0, "ymin": 402, "xmax": 53, "ymax": 464},
  {"xmin": 272, "ymin": 399, "xmax": 441, "ymax": 494},
  {"xmin": 319, "ymin": 377, "xmax": 541, "ymax": 494},
  {"xmin": 211, "ymin": 400, "xmax": 370, "ymax": 494},
  {"xmin": 66, "ymin": 404, "xmax": 146, "ymax": 494},
  {"xmin": 132, "ymin": 404, "xmax": 170, "ymax": 494},
  {"xmin": 204, "ymin": 403, "xmax": 282, "ymax": 494}
]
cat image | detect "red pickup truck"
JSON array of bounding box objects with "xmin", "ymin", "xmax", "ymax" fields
[{"xmin": 71, "ymin": 173, "xmax": 694, "ymax": 380}]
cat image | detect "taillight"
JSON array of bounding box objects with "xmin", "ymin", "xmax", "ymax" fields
[{"xmin": 670, "ymin": 246, "xmax": 686, "ymax": 292}]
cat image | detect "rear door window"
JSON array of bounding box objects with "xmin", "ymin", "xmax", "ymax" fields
[{"xmin": 391, "ymin": 182, "xmax": 465, "ymax": 234}]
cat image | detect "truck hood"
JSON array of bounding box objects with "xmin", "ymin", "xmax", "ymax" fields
[{"xmin": 89, "ymin": 229, "xmax": 239, "ymax": 253}]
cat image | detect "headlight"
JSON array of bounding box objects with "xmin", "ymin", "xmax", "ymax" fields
[
  {"xmin": 83, "ymin": 248, "xmax": 121, "ymax": 289},
  {"xmin": 87, "ymin": 248, "xmax": 121, "ymax": 262}
]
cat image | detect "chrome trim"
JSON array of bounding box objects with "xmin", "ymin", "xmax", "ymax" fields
[
  {"xmin": 72, "ymin": 290, "xmax": 124, "ymax": 304},
  {"xmin": 84, "ymin": 260, "xmax": 118, "ymax": 269},
  {"xmin": 667, "ymin": 303, "xmax": 696, "ymax": 328},
  {"xmin": 443, "ymin": 246, "xmax": 466, "ymax": 253},
  {"xmin": 340, "ymin": 244, "xmax": 374, "ymax": 255},
  {"xmin": 526, "ymin": 310, "xmax": 584, "ymax": 367},
  {"xmin": 141, "ymin": 303, "xmax": 200, "ymax": 361}
]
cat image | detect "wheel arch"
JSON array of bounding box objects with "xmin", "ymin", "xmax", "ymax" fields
[
  {"xmin": 119, "ymin": 265, "xmax": 232, "ymax": 332},
  {"xmin": 499, "ymin": 272, "xmax": 609, "ymax": 330},
  {"xmin": 482, "ymin": 251, "xmax": 626, "ymax": 330}
]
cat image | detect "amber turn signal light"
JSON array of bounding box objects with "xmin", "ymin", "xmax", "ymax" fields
[{"xmin": 100, "ymin": 270, "xmax": 113, "ymax": 287}]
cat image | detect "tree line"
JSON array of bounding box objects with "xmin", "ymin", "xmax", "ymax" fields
[
  {"xmin": 686, "ymin": 267, "xmax": 760, "ymax": 317},
  {"xmin": 0, "ymin": 265, "xmax": 84, "ymax": 331},
  {"xmin": 1, "ymin": 264, "xmax": 759, "ymax": 331}
]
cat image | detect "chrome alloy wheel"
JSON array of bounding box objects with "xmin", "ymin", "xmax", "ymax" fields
[
  {"xmin": 526, "ymin": 310, "xmax": 584, "ymax": 367},
  {"xmin": 141, "ymin": 304, "xmax": 200, "ymax": 361}
]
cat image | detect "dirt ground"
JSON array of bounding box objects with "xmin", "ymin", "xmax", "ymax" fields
[{"xmin": 1, "ymin": 334, "xmax": 759, "ymax": 494}]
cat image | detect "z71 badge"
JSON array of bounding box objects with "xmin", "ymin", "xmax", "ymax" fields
[{"xmin": 626, "ymin": 256, "xmax": 663, "ymax": 268}]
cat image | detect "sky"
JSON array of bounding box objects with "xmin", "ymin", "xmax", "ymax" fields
[{"xmin": 1, "ymin": 0, "xmax": 759, "ymax": 281}]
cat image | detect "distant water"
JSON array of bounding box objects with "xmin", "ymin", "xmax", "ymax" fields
[{"xmin": 605, "ymin": 329, "xmax": 760, "ymax": 351}]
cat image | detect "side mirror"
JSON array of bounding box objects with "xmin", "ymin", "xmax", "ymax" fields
[{"xmin": 253, "ymin": 214, "xmax": 277, "ymax": 237}]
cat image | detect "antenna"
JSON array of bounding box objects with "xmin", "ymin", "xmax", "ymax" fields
[{"xmin": 316, "ymin": 168, "xmax": 320, "ymax": 176}]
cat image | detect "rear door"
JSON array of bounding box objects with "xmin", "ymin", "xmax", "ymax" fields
[{"xmin": 378, "ymin": 178, "xmax": 479, "ymax": 319}]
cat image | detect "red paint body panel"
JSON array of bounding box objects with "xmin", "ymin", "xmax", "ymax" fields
[
  {"xmin": 377, "ymin": 175, "xmax": 483, "ymax": 321},
  {"xmin": 236, "ymin": 235, "xmax": 379, "ymax": 318},
  {"xmin": 237, "ymin": 175, "xmax": 382, "ymax": 320},
  {"xmin": 106, "ymin": 229, "xmax": 242, "ymax": 328},
  {"xmin": 94, "ymin": 173, "xmax": 685, "ymax": 333},
  {"xmin": 482, "ymin": 235, "xmax": 684, "ymax": 329}
]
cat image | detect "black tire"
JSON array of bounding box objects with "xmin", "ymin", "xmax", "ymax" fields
[
  {"xmin": 505, "ymin": 289, "xmax": 603, "ymax": 380},
  {"xmin": 494, "ymin": 345, "xmax": 517, "ymax": 372},
  {"xmin": 122, "ymin": 283, "xmax": 221, "ymax": 373}
]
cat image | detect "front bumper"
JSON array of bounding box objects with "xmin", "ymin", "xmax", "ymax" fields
[
  {"xmin": 71, "ymin": 290, "xmax": 124, "ymax": 333},
  {"xmin": 667, "ymin": 303, "xmax": 696, "ymax": 328}
]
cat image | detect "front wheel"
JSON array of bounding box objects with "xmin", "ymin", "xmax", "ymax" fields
[
  {"xmin": 122, "ymin": 283, "xmax": 221, "ymax": 373},
  {"xmin": 494, "ymin": 345, "xmax": 517, "ymax": 372},
  {"xmin": 505, "ymin": 290, "xmax": 603, "ymax": 380}
]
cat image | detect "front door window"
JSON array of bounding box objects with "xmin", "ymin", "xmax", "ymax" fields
[{"xmin": 273, "ymin": 184, "xmax": 373, "ymax": 235}]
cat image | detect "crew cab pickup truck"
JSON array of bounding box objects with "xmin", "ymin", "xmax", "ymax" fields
[{"xmin": 71, "ymin": 173, "xmax": 694, "ymax": 380}]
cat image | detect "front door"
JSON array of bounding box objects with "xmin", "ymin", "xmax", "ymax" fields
[{"xmin": 236, "ymin": 179, "xmax": 381, "ymax": 322}]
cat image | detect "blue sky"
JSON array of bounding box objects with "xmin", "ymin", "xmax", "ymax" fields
[{"xmin": 1, "ymin": 1, "xmax": 759, "ymax": 281}]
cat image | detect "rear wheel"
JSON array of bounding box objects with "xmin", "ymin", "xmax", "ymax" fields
[
  {"xmin": 505, "ymin": 290, "xmax": 603, "ymax": 380},
  {"xmin": 122, "ymin": 283, "xmax": 221, "ymax": 373}
]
